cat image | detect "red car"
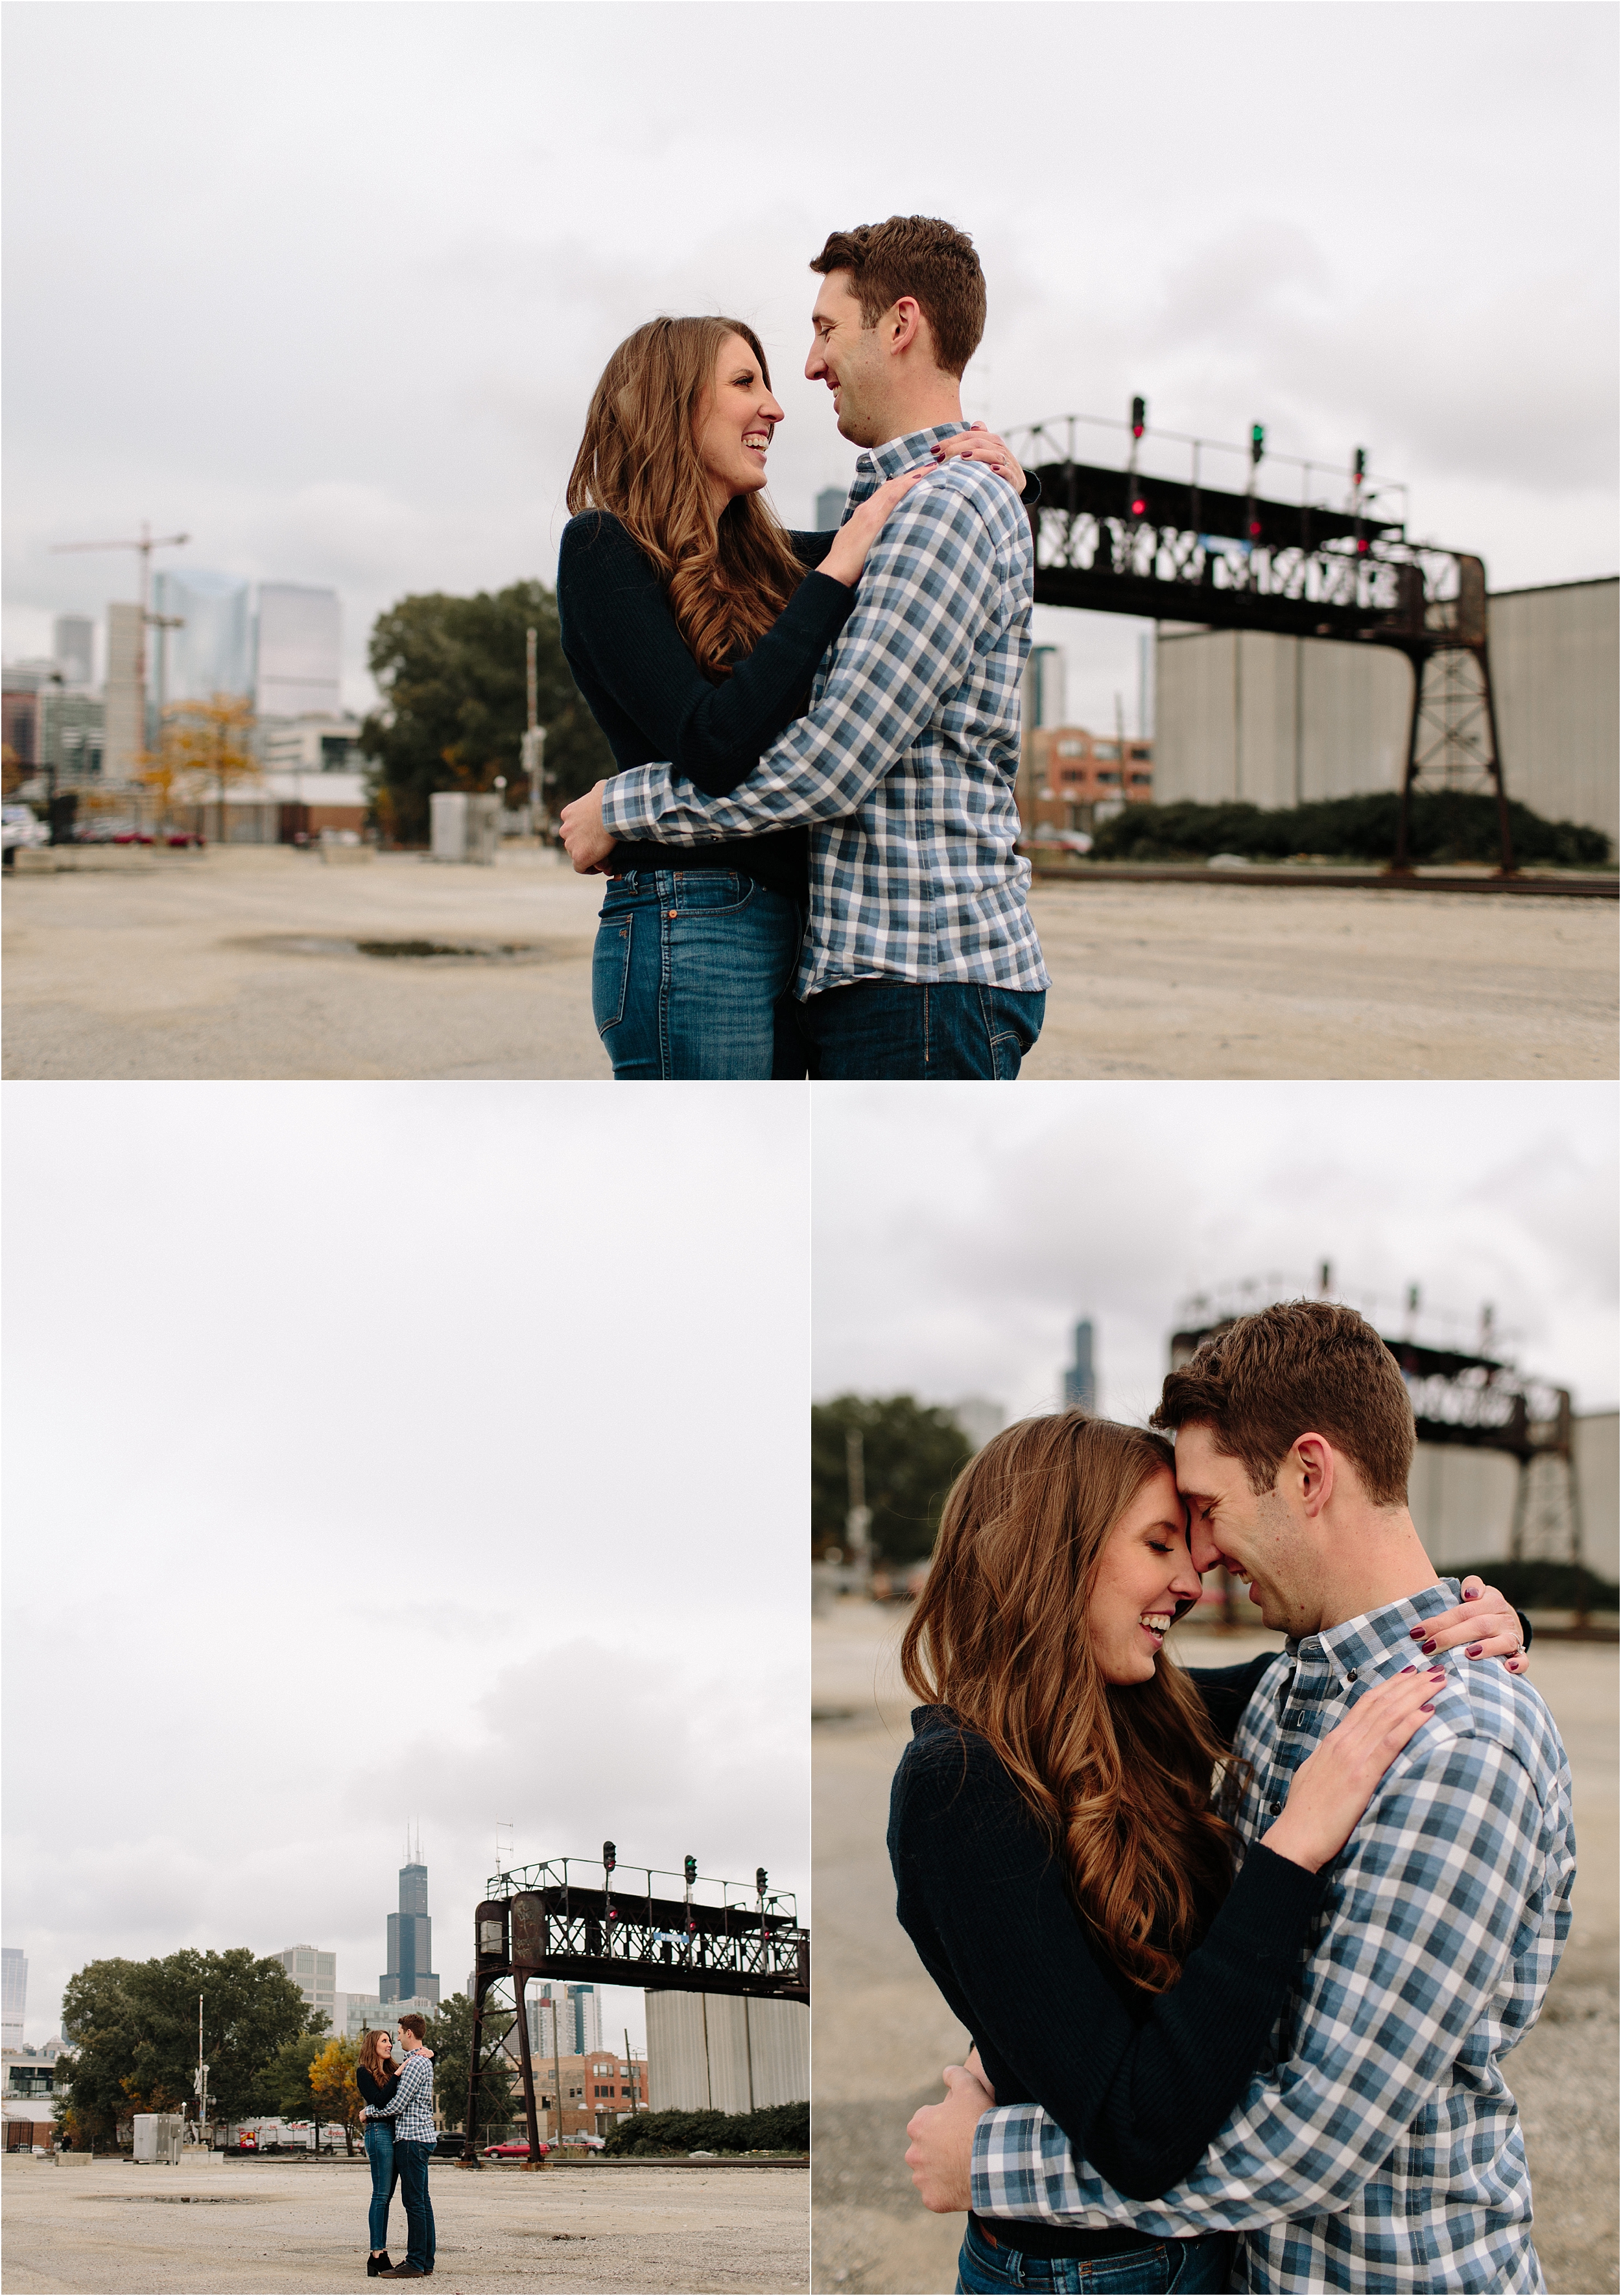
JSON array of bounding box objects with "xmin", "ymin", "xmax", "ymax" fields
[{"xmin": 482, "ymin": 2140, "xmax": 550, "ymax": 2160}]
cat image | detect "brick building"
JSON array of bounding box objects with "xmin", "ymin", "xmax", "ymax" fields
[
  {"xmin": 518, "ymin": 2047, "xmax": 646, "ymax": 2140},
  {"xmin": 1018, "ymin": 724, "xmax": 1154, "ymax": 838}
]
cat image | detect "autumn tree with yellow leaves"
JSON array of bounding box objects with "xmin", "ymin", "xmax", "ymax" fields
[{"xmin": 308, "ymin": 2035, "xmax": 364, "ymax": 2156}]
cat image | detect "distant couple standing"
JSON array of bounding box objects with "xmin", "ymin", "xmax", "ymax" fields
[
  {"xmin": 358, "ymin": 2014, "xmax": 435, "ymax": 2280},
  {"xmin": 557, "ymin": 213, "xmax": 1049, "ymax": 1080}
]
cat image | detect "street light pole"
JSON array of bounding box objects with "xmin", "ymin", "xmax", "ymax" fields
[{"xmin": 521, "ymin": 627, "xmax": 548, "ymax": 839}]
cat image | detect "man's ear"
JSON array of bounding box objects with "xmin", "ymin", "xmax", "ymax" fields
[
  {"xmin": 888, "ymin": 296, "xmax": 925, "ymax": 357},
  {"xmin": 1294, "ymin": 1434, "xmax": 1336, "ymax": 1519}
]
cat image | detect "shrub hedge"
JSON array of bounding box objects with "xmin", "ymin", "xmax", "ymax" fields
[
  {"xmin": 1087, "ymin": 792, "xmax": 1611, "ymax": 869},
  {"xmin": 600, "ymin": 2101, "xmax": 809, "ymax": 2157},
  {"xmin": 1447, "ymin": 1559, "xmax": 1618, "ymax": 1615}
]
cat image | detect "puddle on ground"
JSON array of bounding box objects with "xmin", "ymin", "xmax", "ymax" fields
[{"xmin": 228, "ymin": 935, "xmax": 546, "ymax": 964}]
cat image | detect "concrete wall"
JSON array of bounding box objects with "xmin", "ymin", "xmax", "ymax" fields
[
  {"xmin": 1575, "ymin": 1410, "xmax": 1620, "ymax": 1585},
  {"xmin": 1489, "ymin": 583, "xmax": 1620, "ymax": 842},
  {"xmin": 1407, "ymin": 1412, "xmax": 1619, "ymax": 1587},
  {"xmin": 645, "ymin": 1993, "xmax": 807, "ymax": 2114},
  {"xmin": 1155, "ymin": 578, "xmax": 1618, "ymax": 838}
]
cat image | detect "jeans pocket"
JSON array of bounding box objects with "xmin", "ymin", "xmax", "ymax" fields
[
  {"xmin": 675, "ymin": 871, "xmax": 757, "ymax": 916},
  {"xmin": 592, "ymin": 912, "xmax": 634, "ymax": 1036}
]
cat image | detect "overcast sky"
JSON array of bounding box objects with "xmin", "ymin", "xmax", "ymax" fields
[
  {"xmin": 3, "ymin": 1085, "xmax": 809, "ymax": 2050},
  {"xmin": 811, "ymin": 1083, "xmax": 1619, "ymax": 1426},
  {"xmin": 4, "ymin": 2, "xmax": 1616, "ymax": 733}
]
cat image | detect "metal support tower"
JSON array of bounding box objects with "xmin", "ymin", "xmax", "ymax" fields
[
  {"xmin": 462, "ymin": 1853, "xmax": 807, "ymax": 2166},
  {"xmin": 1010, "ymin": 414, "xmax": 1516, "ymax": 871}
]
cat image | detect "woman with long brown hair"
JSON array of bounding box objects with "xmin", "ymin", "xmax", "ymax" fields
[
  {"xmin": 888, "ymin": 1414, "xmax": 1521, "ymax": 2294},
  {"xmin": 357, "ymin": 2027, "xmax": 401, "ymax": 2276},
  {"xmin": 556, "ymin": 314, "xmax": 1025, "ymax": 1078}
]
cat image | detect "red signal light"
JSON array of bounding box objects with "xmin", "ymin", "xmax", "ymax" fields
[
  {"xmin": 1131, "ymin": 495, "xmax": 1146, "ymax": 517},
  {"xmin": 1248, "ymin": 519, "xmax": 1262, "ymax": 539},
  {"xmin": 1130, "ymin": 395, "xmax": 1146, "ymax": 440},
  {"xmin": 1356, "ymin": 536, "xmax": 1369, "ymax": 556}
]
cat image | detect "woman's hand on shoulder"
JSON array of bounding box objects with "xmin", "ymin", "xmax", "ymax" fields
[
  {"xmin": 818, "ymin": 467, "xmax": 936, "ymax": 588},
  {"xmin": 1262, "ymin": 1664, "xmax": 1444, "ymax": 1873},
  {"xmin": 930, "ymin": 423, "xmax": 1026, "ymax": 495},
  {"xmin": 1411, "ymin": 1575, "xmax": 1529, "ymax": 1673}
]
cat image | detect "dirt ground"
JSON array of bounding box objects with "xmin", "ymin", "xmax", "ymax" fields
[
  {"xmin": 811, "ymin": 1602, "xmax": 1619, "ymax": 2296},
  {"xmin": 0, "ymin": 2155, "xmax": 807, "ymax": 2295},
  {"xmin": 3, "ymin": 849, "xmax": 1613, "ymax": 1080}
]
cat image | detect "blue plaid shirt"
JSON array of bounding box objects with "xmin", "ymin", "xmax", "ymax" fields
[
  {"xmin": 971, "ymin": 1581, "xmax": 1575, "ymax": 2293},
  {"xmin": 598, "ymin": 424, "xmax": 1049, "ymax": 1000},
  {"xmin": 364, "ymin": 2046, "xmax": 435, "ymax": 2146}
]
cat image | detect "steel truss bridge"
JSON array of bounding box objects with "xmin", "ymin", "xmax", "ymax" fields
[
  {"xmin": 1008, "ymin": 414, "xmax": 1515, "ymax": 871},
  {"xmin": 462, "ymin": 1853, "xmax": 807, "ymax": 2164},
  {"xmin": 1172, "ymin": 1315, "xmax": 1588, "ymax": 1609}
]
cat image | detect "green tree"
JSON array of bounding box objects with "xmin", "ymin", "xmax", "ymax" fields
[
  {"xmin": 266, "ymin": 2030, "xmax": 330, "ymax": 2140},
  {"xmin": 58, "ymin": 1948, "xmax": 318, "ymax": 2149},
  {"xmin": 362, "ymin": 582, "xmax": 615, "ymax": 844},
  {"xmin": 810, "ymin": 1395, "xmax": 974, "ymax": 1566},
  {"xmin": 425, "ymin": 1993, "xmax": 515, "ymax": 2144}
]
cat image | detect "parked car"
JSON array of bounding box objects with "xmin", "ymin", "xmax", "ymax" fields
[
  {"xmin": 555, "ymin": 2133, "xmax": 606, "ymax": 2149},
  {"xmin": 482, "ymin": 2139, "xmax": 551, "ymax": 2160},
  {"xmin": 1, "ymin": 805, "xmax": 49, "ymax": 853},
  {"xmin": 434, "ymin": 2132, "xmax": 473, "ymax": 2157}
]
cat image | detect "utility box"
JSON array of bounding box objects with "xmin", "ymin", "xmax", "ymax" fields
[
  {"xmin": 132, "ymin": 2114, "xmax": 185, "ymax": 2164},
  {"xmin": 430, "ymin": 792, "xmax": 502, "ymax": 865}
]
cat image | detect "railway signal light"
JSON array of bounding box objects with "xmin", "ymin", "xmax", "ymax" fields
[
  {"xmin": 602, "ymin": 1840, "xmax": 616, "ymax": 1875},
  {"xmin": 755, "ymin": 1868, "xmax": 768, "ymax": 1897},
  {"xmin": 683, "ymin": 1856, "xmax": 697, "ymax": 1886},
  {"xmin": 1353, "ymin": 447, "xmax": 1367, "ymax": 484},
  {"xmin": 1249, "ymin": 423, "xmax": 1265, "ymax": 466},
  {"xmin": 1131, "ymin": 491, "xmax": 1147, "ymax": 517},
  {"xmin": 1130, "ymin": 396, "xmax": 1146, "ymax": 440}
]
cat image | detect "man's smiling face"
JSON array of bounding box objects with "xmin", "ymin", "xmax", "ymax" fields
[
  {"xmin": 1174, "ymin": 1420, "xmax": 1325, "ymax": 1637},
  {"xmin": 805, "ymin": 269, "xmax": 888, "ymax": 446}
]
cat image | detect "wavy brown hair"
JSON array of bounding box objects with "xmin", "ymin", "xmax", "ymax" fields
[
  {"xmin": 901, "ymin": 1412, "xmax": 1242, "ymax": 1994},
  {"xmin": 566, "ymin": 316, "xmax": 806, "ymax": 683},
  {"xmin": 357, "ymin": 2030, "xmax": 394, "ymax": 2085}
]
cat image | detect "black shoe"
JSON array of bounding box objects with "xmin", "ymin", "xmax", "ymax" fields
[
  {"xmin": 367, "ymin": 2260, "xmax": 393, "ymax": 2280},
  {"xmin": 388, "ymin": 2269, "xmax": 426, "ymax": 2281}
]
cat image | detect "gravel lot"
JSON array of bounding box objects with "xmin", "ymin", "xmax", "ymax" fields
[
  {"xmin": 4, "ymin": 849, "xmax": 1613, "ymax": 1080},
  {"xmin": 812, "ymin": 1603, "xmax": 1618, "ymax": 2295},
  {"xmin": 0, "ymin": 2155, "xmax": 808, "ymax": 2295}
]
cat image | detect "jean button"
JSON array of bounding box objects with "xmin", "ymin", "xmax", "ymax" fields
[{"xmin": 668, "ymin": 908, "xmax": 678, "ymax": 919}]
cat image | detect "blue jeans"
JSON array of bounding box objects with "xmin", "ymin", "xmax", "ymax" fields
[
  {"xmin": 592, "ymin": 870, "xmax": 805, "ymax": 1080},
  {"xmin": 798, "ymin": 978, "xmax": 1045, "ymax": 1079},
  {"xmin": 957, "ymin": 2218, "xmax": 1234, "ymax": 2293},
  {"xmin": 364, "ymin": 2118, "xmax": 397, "ymax": 2251},
  {"xmin": 394, "ymin": 2139, "xmax": 436, "ymax": 2273}
]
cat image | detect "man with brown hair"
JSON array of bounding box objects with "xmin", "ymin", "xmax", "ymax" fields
[
  {"xmin": 910, "ymin": 1299, "xmax": 1574, "ymax": 2291},
  {"xmin": 363, "ymin": 2015, "xmax": 436, "ymax": 2278},
  {"xmin": 580, "ymin": 214, "xmax": 1050, "ymax": 1078}
]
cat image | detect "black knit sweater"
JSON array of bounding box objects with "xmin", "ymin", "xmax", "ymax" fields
[
  {"xmin": 888, "ymin": 1655, "xmax": 1324, "ymax": 2253},
  {"xmin": 556, "ymin": 512, "xmax": 855, "ymax": 905},
  {"xmin": 356, "ymin": 2065, "xmax": 400, "ymax": 2113}
]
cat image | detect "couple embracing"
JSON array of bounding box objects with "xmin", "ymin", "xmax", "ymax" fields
[
  {"xmin": 893, "ymin": 1299, "xmax": 1574, "ymax": 2294},
  {"xmin": 557, "ymin": 213, "xmax": 1048, "ymax": 1081}
]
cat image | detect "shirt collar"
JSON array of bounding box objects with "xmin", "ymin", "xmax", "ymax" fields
[
  {"xmin": 1287, "ymin": 1576, "xmax": 1461, "ymax": 1687},
  {"xmin": 857, "ymin": 421, "xmax": 970, "ymax": 482}
]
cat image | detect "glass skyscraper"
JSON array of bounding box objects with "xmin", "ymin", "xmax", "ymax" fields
[
  {"xmin": 152, "ymin": 569, "xmax": 252, "ymax": 707},
  {"xmin": 381, "ymin": 1860, "xmax": 440, "ymax": 2006}
]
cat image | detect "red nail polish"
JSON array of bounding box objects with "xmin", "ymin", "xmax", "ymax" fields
[
  {"xmin": 1420, "ymin": 1639, "xmax": 1438, "ymax": 1653},
  {"xmin": 1463, "ymin": 1587, "xmax": 1479, "ymax": 1599},
  {"xmin": 1466, "ymin": 1643, "xmax": 1484, "ymax": 1657},
  {"xmin": 1408, "ymin": 1627, "xmax": 1426, "ymax": 1639},
  {"xmin": 1400, "ymin": 1664, "xmax": 1417, "ymax": 1674},
  {"xmin": 1421, "ymin": 1700, "xmax": 1436, "ymax": 1713}
]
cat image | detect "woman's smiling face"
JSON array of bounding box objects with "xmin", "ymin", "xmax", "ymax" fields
[
  {"xmin": 1087, "ymin": 1466, "xmax": 1204, "ymax": 1685},
  {"xmin": 692, "ymin": 332, "xmax": 785, "ymax": 512}
]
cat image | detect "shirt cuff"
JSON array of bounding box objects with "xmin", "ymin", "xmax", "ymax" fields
[{"xmin": 600, "ymin": 765, "xmax": 669, "ymax": 839}]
